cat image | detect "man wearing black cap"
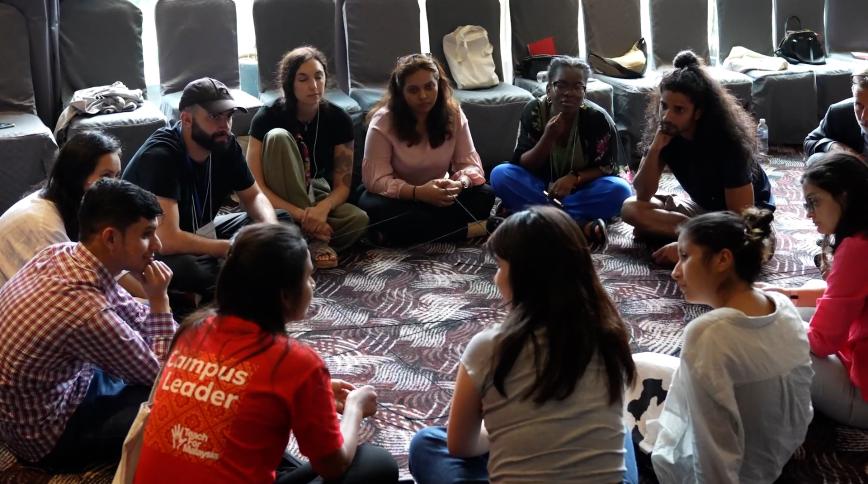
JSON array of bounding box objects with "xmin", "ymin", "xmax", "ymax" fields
[{"xmin": 123, "ymin": 77, "xmax": 286, "ymax": 304}]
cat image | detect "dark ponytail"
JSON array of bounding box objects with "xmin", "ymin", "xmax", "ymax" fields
[{"xmin": 679, "ymin": 208, "xmax": 775, "ymax": 283}]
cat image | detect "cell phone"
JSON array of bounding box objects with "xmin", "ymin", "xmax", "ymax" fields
[{"xmin": 0, "ymin": 122, "xmax": 15, "ymax": 129}]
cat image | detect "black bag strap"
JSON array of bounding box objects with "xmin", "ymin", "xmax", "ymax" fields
[{"xmin": 783, "ymin": 15, "xmax": 802, "ymax": 33}]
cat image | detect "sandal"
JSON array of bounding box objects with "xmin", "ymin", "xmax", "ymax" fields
[
  {"xmin": 309, "ymin": 241, "xmax": 338, "ymax": 269},
  {"xmin": 583, "ymin": 218, "xmax": 608, "ymax": 252}
]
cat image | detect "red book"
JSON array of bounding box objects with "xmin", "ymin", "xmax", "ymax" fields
[{"xmin": 527, "ymin": 36, "xmax": 557, "ymax": 56}]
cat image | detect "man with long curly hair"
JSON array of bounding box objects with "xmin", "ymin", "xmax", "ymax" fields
[{"xmin": 621, "ymin": 50, "xmax": 774, "ymax": 265}]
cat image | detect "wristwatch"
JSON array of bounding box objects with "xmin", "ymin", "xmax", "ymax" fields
[{"xmin": 460, "ymin": 177, "xmax": 470, "ymax": 189}]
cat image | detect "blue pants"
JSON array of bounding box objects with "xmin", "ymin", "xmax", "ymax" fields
[
  {"xmin": 490, "ymin": 163, "xmax": 633, "ymax": 222},
  {"xmin": 408, "ymin": 425, "xmax": 639, "ymax": 484}
]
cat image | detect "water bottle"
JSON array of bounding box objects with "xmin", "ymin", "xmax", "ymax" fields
[{"xmin": 757, "ymin": 118, "xmax": 769, "ymax": 156}]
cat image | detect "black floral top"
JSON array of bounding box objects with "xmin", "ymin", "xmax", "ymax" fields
[{"xmin": 511, "ymin": 96, "xmax": 618, "ymax": 183}]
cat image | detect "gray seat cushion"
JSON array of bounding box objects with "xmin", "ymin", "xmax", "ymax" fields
[
  {"xmin": 452, "ymin": 83, "xmax": 533, "ymax": 106},
  {"xmin": 160, "ymin": 89, "xmax": 262, "ymax": 138},
  {"xmin": 787, "ymin": 60, "xmax": 856, "ymax": 118},
  {"xmin": 65, "ymin": 102, "xmax": 167, "ymax": 168},
  {"xmin": 0, "ymin": 112, "xmax": 57, "ymax": 212},
  {"xmin": 706, "ymin": 66, "xmax": 754, "ymax": 109},
  {"xmin": 514, "ymin": 77, "xmax": 615, "ymax": 117},
  {"xmin": 453, "ymin": 83, "xmax": 534, "ymax": 168},
  {"xmin": 592, "ymin": 73, "xmax": 661, "ymax": 162},
  {"xmin": 349, "ymin": 87, "xmax": 387, "ymax": 113}
]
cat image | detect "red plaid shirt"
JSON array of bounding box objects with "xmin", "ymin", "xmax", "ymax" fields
[{"xmin": 0, "ymin": 243, "xmax": 176, "ymax": 462}]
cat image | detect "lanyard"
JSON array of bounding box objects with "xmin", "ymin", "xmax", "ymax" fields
[{"xmin": 187, "ymin": 154, "xmax": 212, "ymax": 233}]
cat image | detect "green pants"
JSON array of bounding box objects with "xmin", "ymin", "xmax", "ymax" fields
[{"xmin": 261, "ymin": 128, "xmax": 368, "ymax": 252}]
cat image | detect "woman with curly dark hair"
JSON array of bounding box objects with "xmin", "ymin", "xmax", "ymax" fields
[
  {"xmin": 358, "ymin": 54, "xmax": 495, "ymax": 245},
  {"xmin": 621, "ymin": 50, "xmax": 774, "ymax": 265},
  {"xmin": 247, "ymin": 46, "xmax": 368, "ymax": 268}
]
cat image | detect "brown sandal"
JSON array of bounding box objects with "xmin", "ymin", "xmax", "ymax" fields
[{"xmin": 309, "ymin": 241, "xmax": 338, "ymax": 269}]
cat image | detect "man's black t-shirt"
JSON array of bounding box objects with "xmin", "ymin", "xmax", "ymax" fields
[
  {"xmin": 122, "ymin": 122, "xmax": 255, "ymax": 233},
  {"xmin": 249, "ymin": 100, "xmax": 354, "ymax": 186},
  {"xmin": 660, "ymin": 137, "xmax": 774, "ymax": 211}
]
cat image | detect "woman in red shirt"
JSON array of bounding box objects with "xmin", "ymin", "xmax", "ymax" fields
[
  {"xmin": 767, "ymin": 153, "xmax": 868, "ymax": 428},
  {"xmin": 134, "ymin": 223, "xmax": 398, "ymax": 483}
]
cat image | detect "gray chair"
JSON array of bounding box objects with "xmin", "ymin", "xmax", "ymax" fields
[
  {"xmin": 509, "ymin": 0, "xmax": 614, "ymax": 118},
  {"xmin": 825, "ymin": 0, "xmax": 868, "ymax": 56},
  {"xmin": 342, "ymin": 0, "xmax": 421, "ymax": 113},
  {"xmin": 252, "ymin": 0, "xmax": 361, "ymax": 119},
  {"xmin": 650, "ymin": 0, "xmax": 753, "ymax": 109},
  {"xmin": 154, "ymin": 0, "xmax": 262, "ymax": 136},
  {"xmin": 0, "ymin": 0, "xmax": 60, "ymax": 126},
  {"xmin": 0, "ymin": 3, "xmax": 58, "ymax": 213},
  {"xmin": 426, "ymin": 0, "xmax": 533, "ymax": 168},
  {"xmin": 583, "ymin": 0, "xmax": 755, "ymax": 164},
  {"xmin": 58, "ymin": 0, "xmax": 167, "ymax": 168},
  {"xmin": 718, "ymin": 0, "xmax": 818, "ymax": 145},
  {"xmin": 582, "ymin": 0, "xmax": 659, "ymax": 167},
  {"xmin": 773, "ymin": 0, "xmax": 854, "ymax": 120}
]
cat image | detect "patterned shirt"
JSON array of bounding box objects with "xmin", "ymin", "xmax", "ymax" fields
[{"xmin": 0, "ymin": 243, "xmax": 177, "ymax": 462}]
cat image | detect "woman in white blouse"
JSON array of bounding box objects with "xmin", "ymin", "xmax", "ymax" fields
[
  {"xmin": 645, "ymin": 208, "xmax": 812, "ymax": 483},
  {"xmin": 0, "ymin": 131, "xmax": 129, "ymax": 286}
]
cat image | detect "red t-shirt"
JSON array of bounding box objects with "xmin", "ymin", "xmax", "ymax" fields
[{"xmin": 135, "ymin": 315, "xmax": 343, "ymax": 483}]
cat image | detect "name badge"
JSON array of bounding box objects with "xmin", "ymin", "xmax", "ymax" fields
[{"xmin": 196, "ymin": 221, "xmax": 217, "ymax": 239}]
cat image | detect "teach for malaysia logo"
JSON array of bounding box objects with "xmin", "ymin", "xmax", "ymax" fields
[{"xmin": 171, "ymin": 424, "xmax": 220, "ymax": 460}]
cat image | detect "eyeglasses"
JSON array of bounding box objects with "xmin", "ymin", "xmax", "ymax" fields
[
  {"xmin": 803, "ymin": 196, "xmax": 820, "ymax": 213},
  {"xmin": 552, "ymin": 81, "xmax": 586, "ymax": 93},
  {"xmin": 853, "ymin": 74, "xmax": 868, "ymax": 86}
]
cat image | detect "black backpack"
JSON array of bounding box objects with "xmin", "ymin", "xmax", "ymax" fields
[{"xmin": 775, "ymin": 16, "xmax": 826, "ymax": 65}]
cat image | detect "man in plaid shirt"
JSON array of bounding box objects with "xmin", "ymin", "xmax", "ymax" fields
[{"xmin": 0, "ymin": 179, "xmax": 177, "ymax": 472}]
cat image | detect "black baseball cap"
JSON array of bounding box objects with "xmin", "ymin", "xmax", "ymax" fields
[{"xmin": 178, "ymin": 77, "xmax": 248, "ymax": 114}]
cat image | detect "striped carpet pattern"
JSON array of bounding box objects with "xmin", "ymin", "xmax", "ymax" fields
[{"xmin": 2, "ymin": 152, "xmax": 866, "ymax": 483}]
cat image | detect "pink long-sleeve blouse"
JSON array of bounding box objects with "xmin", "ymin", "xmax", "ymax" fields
[{"xmin": 362, "ymin": 106, "xmax": 486, "ymax": 198}]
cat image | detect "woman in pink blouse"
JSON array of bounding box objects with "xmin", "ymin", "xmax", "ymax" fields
[
  {"xmin": 358, "ymin": 54, "xmax": 495, "ymax": 245},
  {"xmin": 766, "ymin": 153, "xmax": 868, "ymax": 427}
]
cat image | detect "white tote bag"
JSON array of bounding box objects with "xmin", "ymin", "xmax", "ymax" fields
[
  {"xmin": 112, "ymin": 367, "xmax": 164, "ymax": 484},
  {"xmin": 442, "ymin": 25, "xmax": 500, "ymax": 90}
]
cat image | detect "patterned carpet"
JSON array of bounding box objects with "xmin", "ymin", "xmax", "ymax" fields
[{"xmin": 2, "ymin": 150, "xmax": 867, "ymax": 483}]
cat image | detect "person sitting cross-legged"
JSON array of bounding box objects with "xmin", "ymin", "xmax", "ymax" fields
[
  {"xmin": 490, "ymin": 56, "xmax": 632, "ymax": 249},
  {"xmin": 358, "ymin": 54, "xmax": 495, "ymax": 245},
  {"xmin": 0, "ymin": 178, "xmax": 177, "ymax": 473},
  {"xmin": 621, "ymin": 51, "xmax": 774, "ymax": 265}
]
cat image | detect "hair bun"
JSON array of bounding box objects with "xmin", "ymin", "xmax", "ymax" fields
[
  {"xmin": 673, "ymin": 50, "xmax": 700, "ymax": 69},
  {"xmin": 742, "ymin": 207, "xmax": 774, "ymax": 250}
]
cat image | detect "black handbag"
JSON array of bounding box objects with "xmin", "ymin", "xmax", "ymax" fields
[
  {"xmin": 517, "ymin": 55, "xmax": 556, "ymax": 80},
  {"xmin": 775, "ymin": 16, "xmax": 826, "ymax": 65}
]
